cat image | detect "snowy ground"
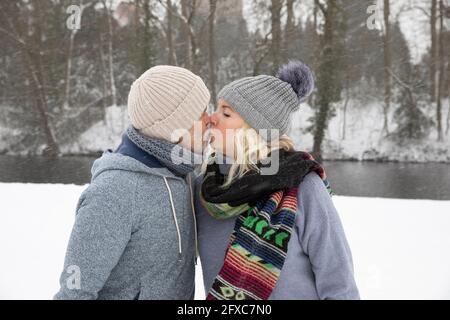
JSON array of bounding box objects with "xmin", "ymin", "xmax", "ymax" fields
[{"xmin": 1, "ymin": 183, "xmax": 450, "ymax": 300}]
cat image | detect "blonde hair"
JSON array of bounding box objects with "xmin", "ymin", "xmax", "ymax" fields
[{"xmin": 202, "ymin": 122, "xmax": 295, "ymax": 188}]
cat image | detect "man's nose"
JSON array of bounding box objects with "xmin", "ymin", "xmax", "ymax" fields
[{"xmin": 201, "ymin": 112, "xmax": 211, "ymax": 126}]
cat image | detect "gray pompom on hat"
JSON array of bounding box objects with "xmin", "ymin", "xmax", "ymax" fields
[{"xmin": 217, "ymin": 60, "xmax": 314, "ymax": 141}]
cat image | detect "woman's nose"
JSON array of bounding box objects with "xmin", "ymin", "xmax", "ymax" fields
[{"xmin": 209, "ymin": 113, "xmax": 218, "ymax": 126}]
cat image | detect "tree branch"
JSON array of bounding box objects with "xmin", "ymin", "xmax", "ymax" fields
[{"xmin": 314, "ymin": 0, "xmax": 326, "ymax": 15}]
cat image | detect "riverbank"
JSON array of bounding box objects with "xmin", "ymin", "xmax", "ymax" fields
[{"xmin": 1, "ymin": 103, "xmax": 450, "ymax": 162}]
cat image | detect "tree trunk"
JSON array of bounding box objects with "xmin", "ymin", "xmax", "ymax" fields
[
  {"xmin": 312, "ymin": 1, "xmax": 336, "ymax": 162},
  {"xmin": 313, "ymin": 1, "xmax": 318, "ymax": 37},
  {"xmin": 431, "ymin": 0, "xmax": 438, "ymax": 102},
  {"xmin": 436, "ymin": 0, "xmax": 444, "ymax": 141},
  {"xmin": 63, "ymin": 31, "xmax": 76, "ymax": 110},
  {"xmin": 181, "ymin": 1, "xmax": 192, "ymax": 69},
  {"xmin": 446, "ymin": 30, "xmax": 450, "ymax": 136},
  {"xmin": 311, "ymin": 0, "xmax": 320, "ymax": 82},
  {"xmin": 208, "ymin": 0, "xmax": 217, "ymax": 105},
  {"xmin": 188, "ymin": 17, "xmax": 198, "ymax": 73},
  {"xmin": 342, "ymin": 76, "xmax": 350, "ymax": 140},
  {"xmin": 103, "ymin": 0, "xmax": 117, "ymax": 107},
  {"xmin": 382, "ymin": 0, "xmax": 391, "ymax": 135},
  {"xmin": 64, "ymin": 1, "xmax": 91, "ymax": 110},
  {"xmin": 166, "ymin": 0, "xmax": 176, "ymax": 65},
  {"xmin": 0, "ymin": 1, "xmax": 59, "ymax": 156},
  {"xmin": 270, "ymin": 0, "xmax": 282, "ymax": 72},
  {"xmin": 29, "ymin": 2, "xmax": 59, "ymax": 156},
  {"xmin": 98, "ymin": 17, "xmax": 109, "ymax": 115},
  {"xmin": 142, "ymin": 0, "xmax": 154, "ymax": 72},
  {"xmin": 283, "ymin": 0, "xmax": 296, "ymax": 61},
  {"xmin": 26, "ymin": 51, "xmax": 59, "ymax": 157}
]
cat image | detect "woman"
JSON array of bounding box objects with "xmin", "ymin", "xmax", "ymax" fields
[{"xmin": 194, "ymin": 61, "xmax": 360, "ymax": 300}]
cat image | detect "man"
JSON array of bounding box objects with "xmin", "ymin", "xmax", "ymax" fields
[{"xmin": 54, "ymin": 65, "xmax": 210, "ymax": 299}]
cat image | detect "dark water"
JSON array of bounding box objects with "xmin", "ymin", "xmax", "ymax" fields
[
  {"xmin": 322, "ymin": 160, "xmax": 450, "ymax": 200},
  {"xmin": 0, "ymin": 155, "xmax": 449, "ymax": 200},
  {"xmin": 0, "ymin": 155, "xmax": 96, "ymax": 185}
]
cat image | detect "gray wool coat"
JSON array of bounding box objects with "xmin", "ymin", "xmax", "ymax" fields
[{"xmin": 54, "ymin": 151, "xmax": 197, "ymax": 300}]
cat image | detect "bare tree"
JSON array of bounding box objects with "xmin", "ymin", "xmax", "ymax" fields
[
  {"xmin": 102, "ymin": 0, "xmax": 117, "ymax": 107},
  {"xmin": 312, "ymin": 0, "xmax": 345, "ymax": 161},
  {"xmin": 436, "ymin": 0, "xmax": 445, "ymax": 140},
  {"xmin": 181, "ymin": 0, "xmax": 192, "ymax": 69},
  {"xmin": 97, "ymin": 13, "xmax": 109, "ymax": 111},
  {"xmin": 313, "ymin": 0, "xmax": 335, "ymax": 161},
  {"xmin": 250, "ymin": 28, "xmax": 272, "ymax": 75},
  {"xmin": 447, "ymin": 30, "xmax": 450, "ymax": 136},
  {"xmin": 431, "ymin": 0, "xmax": 438, "ymax": 102},
  {"xmin": 63, "ymin": 0, "xmax": 94, "ymax": 110},
  {"xmin": 0, "ymin": 1, "xmax": 59, "ymax": 157},
  {"xmin": 166, "ymin": 0, "xmax": 176, "ymax": 65},
  {"xmin": 208, "ymin": 0, "xmax": 217, "ymax": 104},
  {"xmin": 270, "ymin": 0, "xmax": 282, "ymax": 72},
  {"xmin": 382, "ymin": 0, "xmax": 391, "ymax": 134},
  {"xmin": 341, "ymin": 73, "xmax": 350, "ymax": 140},
  {"xmin": 161, "ymin": 0, "xmax": 201, "ymax": 73},
  {"xmin": 283, "ymin": 0, "xmax": 296, "ymax": 61}
]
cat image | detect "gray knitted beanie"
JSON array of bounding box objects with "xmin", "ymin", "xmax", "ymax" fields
[{"xmin": 217, "ymin": 60, "xmax": 314, "ymax": 141}]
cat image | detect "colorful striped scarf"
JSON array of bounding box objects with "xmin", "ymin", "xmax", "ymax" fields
[{"xmin": 201, "ymin": 151, "xmax": 331, "ymax": 300}]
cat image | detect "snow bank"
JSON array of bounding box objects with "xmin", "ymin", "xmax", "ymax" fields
[
  {"xmin": 290, "ymin": 99, "xmax": 450, "ymax": 163},
  {"xmin": 60, "ymin": 105, "xmax": 129, "ymax": 155},
  {"xmin": 1, "ymin": 183, "xmax": 450, "ymax": 300},
  {"xmin": 3, "ymin": 100, "xmax": 450, "ymax": 162},
  {"xmin": 59, "ymin": 101, "xmax": 450, "ymax": 162}
]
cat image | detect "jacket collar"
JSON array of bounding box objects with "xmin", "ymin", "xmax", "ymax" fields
[{"xmin": 114, "ymin": 132, "xmax": 163, "ymax": 169}]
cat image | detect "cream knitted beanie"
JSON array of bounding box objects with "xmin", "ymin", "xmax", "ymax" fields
[{"xmin": 127, "ymin": 65, "xmax": 210, "ymax": 142}]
